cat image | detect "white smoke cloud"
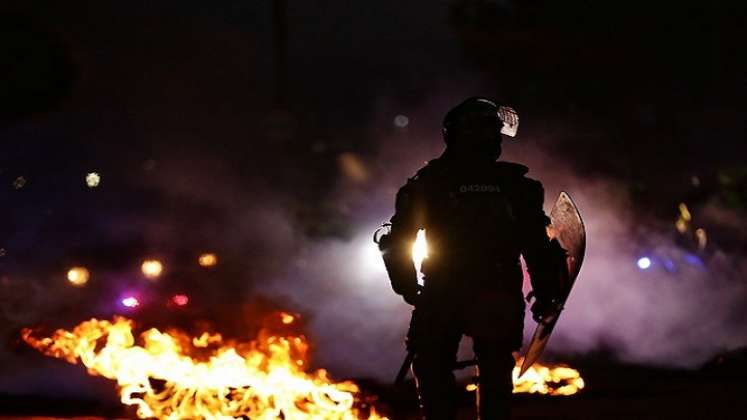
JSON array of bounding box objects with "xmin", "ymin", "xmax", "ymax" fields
[
  {"xmin": 4, "ymin": 89, "xmax": 745, "ymax": 395},
  {"xmin": 265, "ymin": 90, "xmax": 747, "ymax": 381}
]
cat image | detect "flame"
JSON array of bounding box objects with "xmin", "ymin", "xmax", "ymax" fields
[
  {"xmin": 22, "ymin": 317, "xmax": 387, "ymax": 420},
  {"xmin": 465, "ymin": 358, "xmax": 585, "ymax": 396},
  {"xmin": 280, "ymin": 312, "xmax": 295, "ymax": 325},
  {"xmin": 512, "ymin": 358, "xmax": 584, "ymax": 396}
]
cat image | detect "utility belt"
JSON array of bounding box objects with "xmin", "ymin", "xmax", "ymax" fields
[{"xmin": 420, "ymin": 258, "xmax": 523, "ymax": 295}]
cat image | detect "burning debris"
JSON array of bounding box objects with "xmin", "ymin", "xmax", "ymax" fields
[
  {"xmin": 510, "ymin": 358, "xmax": 585, "ymax": 396},
  {"xmin": 462, "ymin": 358, "xmax": 585, "ymax": 396},
  {"xmin": 21, "ymin": 315, "xmax": 387, "ymax": 420}
]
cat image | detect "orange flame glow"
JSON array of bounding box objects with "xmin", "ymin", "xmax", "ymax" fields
[
  {"xmin": 466, "ymin": 358, "xmax": 585, "ymax": 396},
  {"xmin": 512, "ymin": 358, "xmax": 585, "ymax": 395},
  {"xmin": 22, "ymin": 317, "xmax": 387, "ymax": 420}
]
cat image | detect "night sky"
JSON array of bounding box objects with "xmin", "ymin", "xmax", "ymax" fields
[{"xmin": 1, "ymin": 0, "xmax": 746, "ymax": 402}]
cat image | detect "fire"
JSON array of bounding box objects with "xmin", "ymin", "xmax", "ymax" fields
[
  {"xmin": 465, "ymin": 358, "xmax": 584, "ymax": 396},
  {"xmin": 512, "ymin": 359, "xmax": 584, "ymax": 395},
  {"xmin": 22, "ymin": 317, "xmax": 387, "ymax": 420},
  {"xmin": 280, "ymin": 312, "xmax": 295, "ymax": 324}
]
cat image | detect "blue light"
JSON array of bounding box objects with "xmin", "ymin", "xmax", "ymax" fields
[
  {"xmin": 637, "ymin": 257, "xmax": 652, "ymax": 270},
  {"xmin": 683, "ymin": 253, "xmax": 705, "ymax": 269}
]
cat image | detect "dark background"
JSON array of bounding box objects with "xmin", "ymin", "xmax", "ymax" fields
[{"xmin": 1, "ymin": 0, "xmax": 746, "ymax": 417}]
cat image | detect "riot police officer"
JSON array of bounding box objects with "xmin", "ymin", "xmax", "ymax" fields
[{"xmin": 378, "ymin": 97, "xmax": 563, "ymax": 419}]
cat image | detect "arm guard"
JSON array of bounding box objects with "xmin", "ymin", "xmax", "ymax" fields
[
  {"xmin": 375, "ymin": 177, "xmax": 425, "ymax": 304},
  {"xmin": 519, "ymin": 179, "xmax": 567, "ymax": 304}
]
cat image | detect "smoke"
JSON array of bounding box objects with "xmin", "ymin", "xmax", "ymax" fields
[
  {"xmin": 262, "ymin": 90, "xmax": 747, "ymax": 381},
  {"xmin": 543, "ymin": 177, "xmax": 747, "ymax": 367},
  {"xmin": 4, "ymin": 89, "xmax": 746, "ymax": 399},
  {"xmin": 2, "ymin": 0, "xmax": 744, "ymax": 407}
]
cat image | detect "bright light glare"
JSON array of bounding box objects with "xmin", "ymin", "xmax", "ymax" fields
[
  {"xmin": 141, "ymin": 259, "xmax": 163, "ymax": 280},
  {"xmin": 172, "ymin": 294, "xmax": 189, "ymax": 306},
  {"xmin": 637, "ymin": 257, "xmax": 652, "ymax": 270},
  {"xmin": 67, "ymin": 267, "xmax": 90, "ymax": 287},
  {"xmin": 412, "ymin": 229, "xmax": 428, "ymax": 272},
  {"xmin": 86, "ymin": 172, "xmax": 101, "ymax": 188},
  {"xmin": 198, "ymin": 253, "xmax": 218, "ymax": 267},
  {"xmin": 362, "ymin": 241, "xmax": 386, "ymax": 275},
  {"xmin": 121, "ymin": 296, "xmax": 140, "ymax": 308}
]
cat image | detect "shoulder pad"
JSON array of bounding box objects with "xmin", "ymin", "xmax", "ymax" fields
[
  {"xmin": 495, "ymin": 161, "xmax": 529, "ymax": 177},
  {"xmin": 411, "ymin": 158, "xmax": 445, "ymax": 181},
  {"xmin": 495, "ymin": 161, "xmax": 544, "ymax": 203},
  {"xmin": 523, "ymin": 177, "xmax": 544, "ymax": 193},
  {"xmin": 519, "ymin": 176, "xmax": 545, "ymax": 206}
]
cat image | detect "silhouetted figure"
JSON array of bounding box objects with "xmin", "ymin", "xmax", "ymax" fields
[{"xmin": 379, "ymin": 98, "xmax": 563, "ymax": 419}]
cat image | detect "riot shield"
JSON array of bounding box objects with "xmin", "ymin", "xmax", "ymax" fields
[{"xmin": 519, "ymin": 191, "xmax": 586, "ymax": 377}]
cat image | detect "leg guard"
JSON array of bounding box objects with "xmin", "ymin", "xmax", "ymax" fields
[
  {"xmin": 473, "ymin": 340, "xmax": 515, "ymax": 420},
  {"xmin": 412, "ymin": 345, "xmax": 459, "ymax": 420},
  {"xmin": 409, "ymin": 307, "xmax": 461, "ymax": 420}
]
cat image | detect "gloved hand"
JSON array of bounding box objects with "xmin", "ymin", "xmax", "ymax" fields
[
  {"xmin": 530, "ymin": 298, "xmax": 555, "ymax": 323},
  {"xmin": 401, "ymin": 284, "xmax": 422, "ymax": 306}
]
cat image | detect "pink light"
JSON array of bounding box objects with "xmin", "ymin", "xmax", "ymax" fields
[
  {"xmin": 121, "ymin": 296, "xmax": 140, "ymax": 308},
  {"xmin": 172, "ymin": 294, "xmax": 189, "ymax": 306}
]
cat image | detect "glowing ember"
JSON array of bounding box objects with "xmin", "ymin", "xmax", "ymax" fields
[
  {"xmin": 198, "ymin": 253, "xmax": 218, "ymax": 267},
  {"xmin": 67, "ymin": 266, "xmax": 90, "ymax": 287},
  {"xmin": 172, "ymin": 294, "xmax": 189, "ymax": 306},
  {"xmin": 22, "ymin": 317, "xmax": 386, "ymax": 420},
  {"xmin": 141, "ymin": 259, "xmax": 164, "ymax": 280},
  {"xmin": 512, "ymin": 358, "xmax": 585, "ymax": 395},
  {"xmin": 280, "ymin": 312, "xmax": 295, "ymax": 324},
  {"xmin": 464, "ymin": 358, "xmax": 585, "ymax": 396},
  {"xmin": 121, "ymin": 296, "xmax": 140, "ymax": 308},
  {"xmin": 86, "ymin": 172, "xmax": 101, "ymax": 187}
]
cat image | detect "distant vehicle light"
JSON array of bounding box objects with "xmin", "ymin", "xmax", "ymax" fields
[{"xmin": 637, "ymin": 257, "xmax": 652, "ymax": 270}]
